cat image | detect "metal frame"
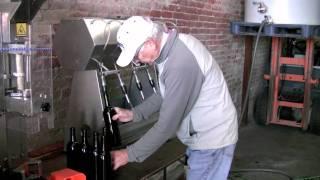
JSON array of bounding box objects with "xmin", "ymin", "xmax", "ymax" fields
[{"xmin": 265, "ymin": 37, "xmax": 318, "ymax": 130}]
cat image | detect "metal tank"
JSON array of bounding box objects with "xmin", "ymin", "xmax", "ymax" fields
[{"xmin": 245, "ymin": 0, "xmax": 320, "ymax": 25}]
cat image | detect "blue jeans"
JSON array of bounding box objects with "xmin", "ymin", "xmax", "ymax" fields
[{"xmin": 186, "ymin": 144, "xmax": 236, "ymax": 180}]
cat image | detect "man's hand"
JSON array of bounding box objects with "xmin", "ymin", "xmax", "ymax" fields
[
  {"xmin": 112, "ymin": 107, "xmax": 133, "ymax": 123},
  {"xmin": 111, "ymin": 149, "xmax": 129, "ymax": 170}
]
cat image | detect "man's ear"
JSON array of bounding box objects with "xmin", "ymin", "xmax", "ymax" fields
[{"xmin": 144, "ymin": 38, "xmax": 160, "ymax": 51}]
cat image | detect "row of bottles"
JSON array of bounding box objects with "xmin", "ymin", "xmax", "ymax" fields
[{"xmin": 66, "ymin": 126, "xmax": 119, "ymax": 180}]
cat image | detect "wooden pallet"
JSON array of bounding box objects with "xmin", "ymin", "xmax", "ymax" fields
[{"xmin": 231, "ymin": 21, "xmax": 320, "ymax": 38}]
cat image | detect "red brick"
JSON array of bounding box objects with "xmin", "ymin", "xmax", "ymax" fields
[
  {"xmin": 161, "ymin": 10, "xmax": 173, "ymax": 18},
  {"xmin": 150, "ymin": 10, "xmax": 161, "ymax": 17}
]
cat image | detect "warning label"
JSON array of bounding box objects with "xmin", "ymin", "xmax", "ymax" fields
[{"xmin": 16, "ymin": 23, "xmax": 27, "ymax": 36}]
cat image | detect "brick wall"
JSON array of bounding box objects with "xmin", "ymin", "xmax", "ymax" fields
[{"xmin": 27, "ymin": 0, "xmax": 269, "ymax": 150}]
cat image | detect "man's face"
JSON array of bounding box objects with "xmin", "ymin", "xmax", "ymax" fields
[{"xmin": 135, "ymin": 38, "xmax": 160, "ymax": 65}]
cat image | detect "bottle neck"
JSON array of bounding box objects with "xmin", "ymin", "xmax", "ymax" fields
[
  {"xmin": 70, "ymin": 127, "xmax": 76, "ymax": 142},
  {"xmin": 93, "ymin": 132, "xmax": 99, "ymax": 149},
  {"xmin": 101, "ymin": 135, "xmax": 106, "ymax": 152},
  {"xmin": 81, "ymin": 129, "xmax": 88, "ymax": 145}
]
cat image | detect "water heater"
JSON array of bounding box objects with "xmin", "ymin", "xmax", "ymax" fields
[{"xmin": 245, "ymin": 0, "xmax": 320, "ymax": 25}]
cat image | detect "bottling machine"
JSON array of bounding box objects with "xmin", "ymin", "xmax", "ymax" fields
[
  {"xmin": 0, "ymin": 0, "xmax": 53, "ymax": 167},
  {"xmin": 53, "ymin": 18, "xmax": 158, "ymax": 149}
]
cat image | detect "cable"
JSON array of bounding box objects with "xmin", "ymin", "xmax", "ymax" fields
[
  {"xmin": 90, "ymin": 19, "xmax": 122, "ymax": 51},
  {"xmin": 103, "ymin": 20, "xmax": 122, "ymax": 51},
  {"xmin": 90, "ymin": 58, "xmax": 109, "ymax": 71},
  {"xmin": 239, "ymin": 17, "xmax": 271, "ymax": 125},
  {"xmin": 230, "ymin": 168, "xmax": 294, "ymax": 180}
]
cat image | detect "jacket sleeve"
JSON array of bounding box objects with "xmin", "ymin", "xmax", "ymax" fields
[
  {"xmin": 132, "ymin": 93, "xmax": 163, "ymax": 122},
  {"xmin": 127, "ymin": 59, "xmax": 204, "ymax": 162}
]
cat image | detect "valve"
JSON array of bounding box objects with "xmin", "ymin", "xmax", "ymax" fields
[{"xmin": 253, "ymin": 1, "xmax": 268, "ymax": 14}]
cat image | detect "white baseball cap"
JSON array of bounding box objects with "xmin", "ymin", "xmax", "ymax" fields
[{"xmin": 116, "ymin": 16, "xmax": 155, "ymax": 67}]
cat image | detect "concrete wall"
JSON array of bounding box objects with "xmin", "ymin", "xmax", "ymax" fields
[{"xmin": 25, "ymin": 0, "xmax": 270, "ymax": 151}]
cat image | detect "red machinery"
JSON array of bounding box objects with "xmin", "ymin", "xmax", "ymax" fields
[
  {"xmin": 231, "ymin": 21, "xmax": 320, "ymax": 133},
  {"xmin": 263, "ymin": 37, "xmax": 319, "ymax": 130}
]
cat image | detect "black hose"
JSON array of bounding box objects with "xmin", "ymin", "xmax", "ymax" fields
[
  {"xmin": 231, "ymin": 168, "xmax": 294, "ymax": 180},
  {"xmin": 239, "ymin": 19, "xmax": 269, "ymax": 125}
]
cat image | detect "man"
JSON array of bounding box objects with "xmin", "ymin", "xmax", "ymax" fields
[{"xmin": 111, "ymin": 16, "xmax": 238, "ymax": 180}]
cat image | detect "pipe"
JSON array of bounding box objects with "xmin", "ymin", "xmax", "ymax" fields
[
  {"xmin": 131, "ymin": 63, "xmax": 145, "ymax": 100},
  {"xmin": 114, "ymin": 64, "xmax": 133, "ymax": 108},
  {"xmin": 99, "ymin": 66, "xmax": 114, "ymax": 132},
  {"xmin": 15, "ymin": 54, "xmax": 24, "ymax": 91},
  {"xmin": 145, "ymin": 68, "xmax": 157, "ymax": 94}
]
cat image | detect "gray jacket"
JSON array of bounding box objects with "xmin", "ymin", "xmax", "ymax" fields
[{"xmin": 127, "ymin": 30, "xmax": 238, "ymax": 162}]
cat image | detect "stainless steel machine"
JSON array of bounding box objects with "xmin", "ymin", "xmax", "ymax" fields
[
  {"xmin": 0, "ymin": 0, "xmax": 53, "ymax": 165},
  {"xmin": 53, "ymin": 18, "xmax": 158, "ymax": 148}
]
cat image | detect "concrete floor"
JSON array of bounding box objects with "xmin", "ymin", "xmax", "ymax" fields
[
  {"xmin": 116, "ymin": 122, "xmax": 320, "ymax": 180},
  {"xmin": 231, "ymin": 123, "xmax": 320, "ymax": 180}
]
